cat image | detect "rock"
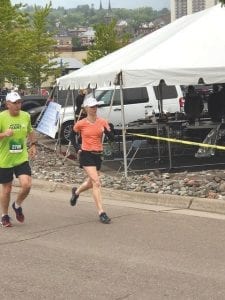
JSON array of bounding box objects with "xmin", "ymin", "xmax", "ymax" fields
[
  {"xmin": 214, "ymin": 176, "xmax": 222, "ymax": 183},
  {"xmin": 207, "ymin": 191, "xmax": 219, "ymax": 199},
  {"xmin": 185, "ymin": 179, "xmax": 201, "ymax": 187},
  {"xmin": 31, "ymin": 144, "xmax": 225, "ymax": 200},
  {"xmin": 219, "ymin": 182, "xmax": 225, "ymax": 193}
]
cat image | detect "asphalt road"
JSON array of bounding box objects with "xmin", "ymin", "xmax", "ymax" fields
[{"xmin": 1, "ymin": 185, "xmax": 225, "ymax": 300}]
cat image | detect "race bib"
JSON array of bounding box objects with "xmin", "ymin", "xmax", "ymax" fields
[{"xmin": 9, "ymin": 140, "xmax": 23, "ymax": 153}]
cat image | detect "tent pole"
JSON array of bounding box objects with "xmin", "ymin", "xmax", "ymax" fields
[
  {"xmin": 62, "ymin": 89, "xmax": 76, "ymax": 163},
  {"xmin": 119, "ymin": 73, "xmax": 128, "ymax": 178},
  {"xmin": 107, "ymin": 85, "xmax": 116, "ymax": 120},
  {"xmin": 158, "ymin": 79, "xmax": 164, "ymax": 116},
  {"xmin": 57, "ymin": 87, "xmax": 71, "ymax": 153}
]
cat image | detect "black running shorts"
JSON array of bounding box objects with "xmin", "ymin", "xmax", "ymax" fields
[
  {"xmin": 0, "ymin": 161, "xmax": 32, "ymax": 184},
  {"xmin": 79, "ymin": 150, "xmax": 102, "ymax": 171}
]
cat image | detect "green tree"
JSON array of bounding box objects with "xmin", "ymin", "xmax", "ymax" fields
[
  {"xmin": 22, "ymin": 3, "xmax": 59, "ymax": 89},
  {"xmin": 0, "ymin": 0, "xmax": 29, "ymax": 86},
  {"xmin": 21, "ymin": 5, "xmax": 169, "ymax": 38},
  {"xmin": 72, "ymin": 36, "xmax": 82, "ymax": 48},
  {"xmin": 219, "ymin": 0, "xmax": 225, "ymax": 5},
  {"xmin": 0, "ymin": 1, "xmax": 59, "ymax": 89},
  {"xmin": 83, "ymin": 19, "xmax": 129, "ymax": 64}
]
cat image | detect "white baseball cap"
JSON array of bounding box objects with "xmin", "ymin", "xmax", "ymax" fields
[
  {"xmin": 6, "ymin": 92, "xmax": 21, "ymax": 102},
  {"xmin": 83, "ymin": 97, "xmax": 103, "ymax": 107}
]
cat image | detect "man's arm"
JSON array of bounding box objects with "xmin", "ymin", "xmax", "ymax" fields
[
  {"xmin": 0, "ymin": 129, "xmax": 13, "ymax": 140},
  {"xmin": 27, "ymin": 130, "xmax": 37, "ymax": 158}
]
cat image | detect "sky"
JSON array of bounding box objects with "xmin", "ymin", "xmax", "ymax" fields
[{"xmin": 11, "ymin": 0, "xmax": 170, "ymax": 10}]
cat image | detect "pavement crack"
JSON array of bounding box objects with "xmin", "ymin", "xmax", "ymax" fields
[
  {"xmin": 1, "ymin": 213, "xmax": 144, "ymax": 245},
  {"xmin": 159, "ymin": 208, "xmax": 188, "ymax": 212},
  {"xmin": 112, "ymin": 212, "xmax": 148, "ymax": 219},
  {"xmin": 115, "ymin": 293, "xmax": 133, "ymax": 300},
  {"xmin": 0, "ymin": 220, "xmax": 98, "ymax": 245}
]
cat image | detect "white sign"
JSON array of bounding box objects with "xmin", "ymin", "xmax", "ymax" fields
[{"xmin": 36, "ymin": 102, "xmax": 61, "ymax": 138}]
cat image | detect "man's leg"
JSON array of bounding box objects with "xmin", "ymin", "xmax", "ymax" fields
[
  {"xmin": 12, "ymin": 174, "xmax": 31, "ymax": 223},
  {"xmin": 16, "ymin": 174, "xmax": 32, "ymax": 206},
  {"xmin": 0, "ymin": 182, "xmax": 13, "ymax": 215}
]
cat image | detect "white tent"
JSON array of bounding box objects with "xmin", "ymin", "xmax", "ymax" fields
[
  {"xmin": 57, "ymin": 4, "xmax": 225, "ymax": 89},
  {"xmin": 56, "ymin": 4, "xmax": 225, "ymax": 177}
]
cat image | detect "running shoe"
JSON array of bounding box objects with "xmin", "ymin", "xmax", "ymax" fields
[
  {"xmin": 1, "ymin": 215, "xmax": 12, "ymax": 227},
  {"xmin": 70, "ymin": 187, "xmax": 79, "ymax": 206},
  {"xmin": 12, "ymin": 202, "xmax": 25, "ymax": 223},
  {"xmin": 99, "ymin": 212, "xmax": 111, "ymax": 224}
]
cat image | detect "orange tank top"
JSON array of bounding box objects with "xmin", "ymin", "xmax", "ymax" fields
[{"xmin": 74, "ymin": 117, "xmax": 110, "ymax": 151}]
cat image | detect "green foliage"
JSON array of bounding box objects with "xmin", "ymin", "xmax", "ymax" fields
[
  {"xmin": 21, "ymin": 4, "xmax": 169, "ymax": 35},
  {"xmin": 0, "ymin": 1, "xmax": 29, "ymax": 85},
  {"xmin": 219, "ymin": 0, "xmax": 225, "ymax": 5},
  {"xmin": 0, "ymin": 1, "xmax": 58, "ymax": 89},
  {"xmin": 72, "ymin": 36, "xmax": 82, "ymax": 48},
  {"xmin": 23, "ymin": 4, "xmax": 58, "ymax": 88},
  {"xmin": 0, "ymin": 2, "xmax": 169, "ymax": 87},
  {"xmin": 83, "ymin": 19, "xmax": 128, "ymax": 64}
]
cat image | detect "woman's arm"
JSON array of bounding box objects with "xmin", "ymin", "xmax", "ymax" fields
[{"xmin": 104, "ymin": 122, "xmax": 114, "ymax": 142}]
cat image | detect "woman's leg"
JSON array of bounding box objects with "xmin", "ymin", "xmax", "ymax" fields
[
  {"xmin": 76, "ymin": 177, "xmax": 93, "ymax": 195},
  {"xmin": 83, "ymin": 166, "xmax": 104, "ymax": 214}
]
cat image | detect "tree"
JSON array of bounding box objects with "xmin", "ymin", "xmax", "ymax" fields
[
  {"xmin": 0, "ymin": 1, "xmax": 59, "ymax": 89},
  {"xmin": 22, "ymin": 4, "xmax": 59, "ymax": 89},
  {"xmin": 72, "ymin": 36, "xmax": 82, "ymax": 48},
  {"xmin": 20, "ymin": 5, "xmax": 169, "ymax": 39},
  {"xmin": 219, "ymin": 0, "xmax": 225, "ymax": 5},
  {"xmin": 83, "ymin": 19, "xmax": 129, "ymax": 64},
  {"xmin": 0, "ymin": 1, "xmax": 29, "ymax": 86}
]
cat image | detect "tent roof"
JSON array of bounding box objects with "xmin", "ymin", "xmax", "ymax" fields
[{"xmin": 57, "ymin": 4, "xmax": 225, "ymax": 89}]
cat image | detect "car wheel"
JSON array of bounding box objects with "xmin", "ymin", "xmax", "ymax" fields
[{"xmin": 60, "ymin": 121, "xmax": 74, "ymax": 144}]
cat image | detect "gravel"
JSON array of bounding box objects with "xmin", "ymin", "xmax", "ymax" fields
[{"xmin": 31, "ymin": 144, "xmax": 225, "ymax": 200}]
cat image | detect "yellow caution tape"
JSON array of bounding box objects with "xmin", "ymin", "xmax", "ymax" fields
[{"xmin": 127, "ymin": 132, "xmax": 225, "ymax": 151}]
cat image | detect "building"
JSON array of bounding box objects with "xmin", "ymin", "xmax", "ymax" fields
[
  {"xmin": 53, "ymin": 57, "xmax": 83, "ymax": 75},
  {"xmin": 170, "ymin": 0, "xmax": 219, "ymax": 21},
  {"xmin": 79, "ymin": 28, "xmax": 95, "ymax": 47},
  {"xmin": 55, "ymin": 35, "xmax": 72, "ymax": 52}
]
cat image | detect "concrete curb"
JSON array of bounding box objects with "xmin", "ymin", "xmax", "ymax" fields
[{"xmin": 18, "ymin": 178, "xmax": 225, "ymax": 216}]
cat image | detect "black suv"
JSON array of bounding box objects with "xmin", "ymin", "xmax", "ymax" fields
[
  {"xmin": 0, "ymin": 94, "xmax": 48, "ymax": 124},
  {"xmin": 0, "ymin": 94, "xmax": 47, "ymax": 110},
  {"xmin": 21, "ymin": 94, "xmax": 47, "ymax": 110}
]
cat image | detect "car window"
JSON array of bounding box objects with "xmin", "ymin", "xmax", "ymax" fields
[
  {"xmin": 95, "ymin": 87, "xmax": 148, "ymax": 106},
  {"xmin": 153, "ymin": 85, "xmax": 178, "ymax": 100},
  {"xmin": 95, "ymin": 89, "xmax": 117, "ymax": 106},
  {"xmin": 123, "ymin": 87, "xmax": 148, "ymax": 104}
]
